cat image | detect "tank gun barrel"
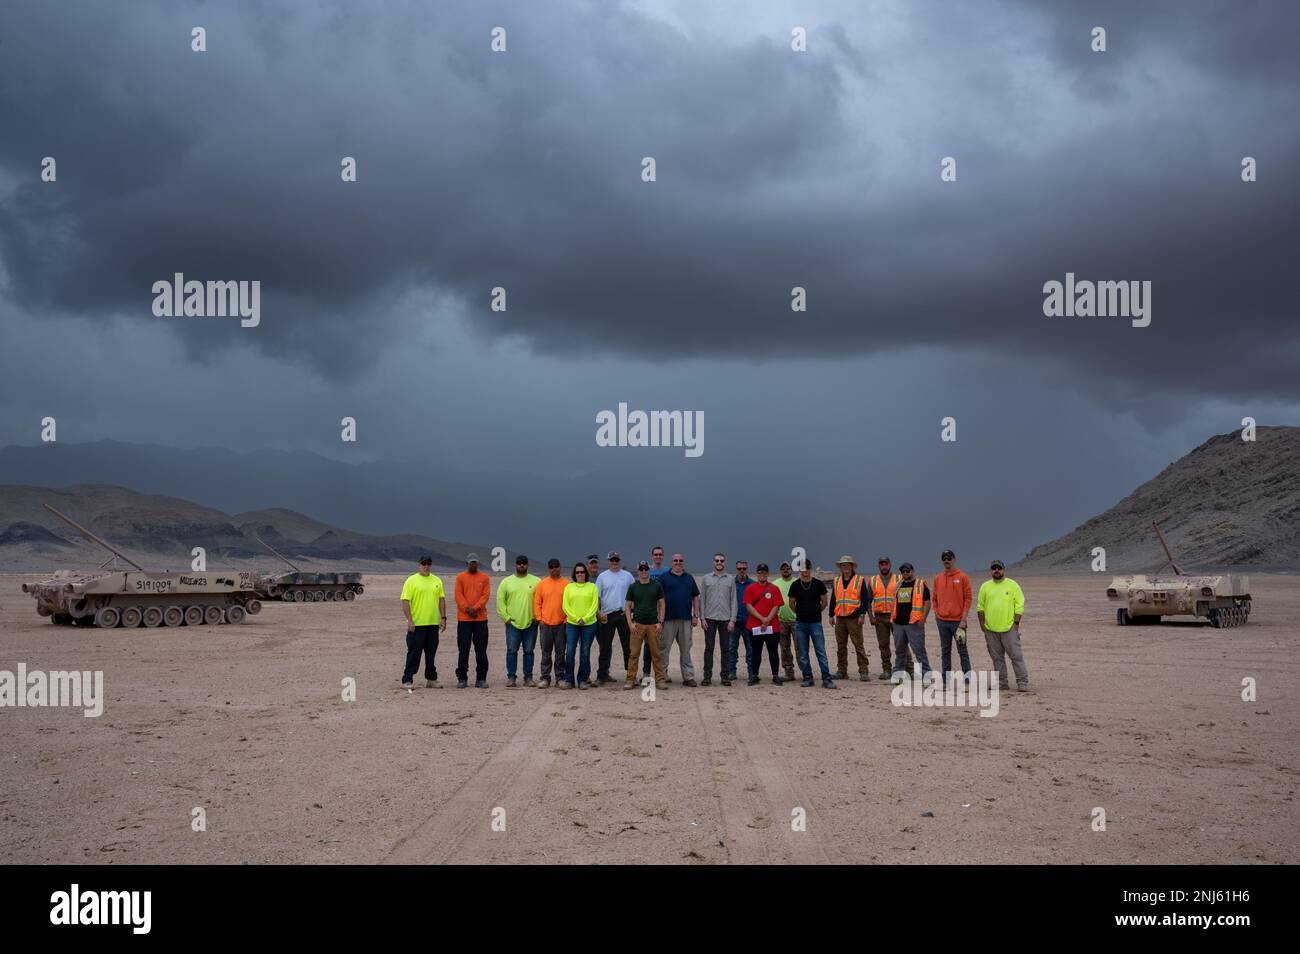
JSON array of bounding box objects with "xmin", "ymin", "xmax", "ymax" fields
[
  {"xmin": 42, "ymin": 503, "xmax": 146, "ymax": 571},
  {"xmin": 1152, "ymin": 522, "xmax": 1183, "ymax": 575},
  {"xmin": 255, "ymin": 534, "xmax": 301, "ymax": 572}
]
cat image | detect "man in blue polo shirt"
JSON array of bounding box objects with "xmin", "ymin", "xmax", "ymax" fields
[{"xmin": 658, "ymin": 553, "xmax": 700, "ymax": 686}]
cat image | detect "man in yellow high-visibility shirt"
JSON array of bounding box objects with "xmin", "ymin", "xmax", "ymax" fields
[
  {"xmin": 400, "ymin": 556, "xmax": 447, "ymax": 690},
  {"xmin": 977, "ymin": 560, "xmax": 1028, "ymax": 692}
]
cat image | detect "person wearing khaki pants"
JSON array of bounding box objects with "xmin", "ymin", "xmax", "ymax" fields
[
  {"xmin": 624, "ymin": 561, "xmax": 668, "ymax": 689},
  {"xmin": 829, "ymin": 555, "xmax": 871, "ymax": 680}
]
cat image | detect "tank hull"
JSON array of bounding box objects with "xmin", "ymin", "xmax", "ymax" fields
[
  {"xmin": 1106, "ymin": 573, "xmax": 1251, "ymax": 628},
  {"xmin": 23, "ymin": 570, "xmax": 261, "ymax": 628},
  {"xmin": 255, "ymin": 571, "xmax": 364, "ymax": 602}
]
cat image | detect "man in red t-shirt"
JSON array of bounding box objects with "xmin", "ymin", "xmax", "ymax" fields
[{"xmin": 743, "ymin": 563, "xmax": 787, "ymax": 686}]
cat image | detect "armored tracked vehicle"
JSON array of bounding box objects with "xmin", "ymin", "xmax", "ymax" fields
[
  {"xmin": 253, "ymin": 535, "xmax": 364, "ymax": 602},
  {"xmin": 1106, "ymin": 523, "xmax": 1251, "ymax": 628},
  {"xmin": 22, "ymin": 505, "xmax": 262, "ymax": 627}
]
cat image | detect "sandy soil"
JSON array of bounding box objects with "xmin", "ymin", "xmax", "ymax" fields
[{"xmin": 1, "ymin": 572, "xmax": 1296, "ymax": 864}]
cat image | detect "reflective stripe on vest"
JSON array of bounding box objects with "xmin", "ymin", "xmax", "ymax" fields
[
  {"xmin": 892, "ymin": 577, "xmax": 927, "ymax": 625},
  {"xmin": 869, "ymin": 574, "xmax": 899, "ymax": 616},
  {"xmin": 833, "ymin": 575, "xmax": 864, "ymax": 616}
]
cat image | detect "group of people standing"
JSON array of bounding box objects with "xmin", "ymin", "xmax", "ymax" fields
[{"xmin": 398, "ymin": 548, "xmax": 1030, "ymax": 694}]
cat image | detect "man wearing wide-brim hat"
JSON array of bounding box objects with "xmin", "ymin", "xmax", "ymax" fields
[{"xmin": 829, "ymin": 554, "xmax": 872, "ymax": 681}]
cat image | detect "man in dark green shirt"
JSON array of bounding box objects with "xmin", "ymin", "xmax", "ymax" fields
[{"xmin": 624, "ymin": 561, "xmax": 667, "ymax": 689}]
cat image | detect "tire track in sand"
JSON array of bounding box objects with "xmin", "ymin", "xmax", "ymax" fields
[
  {"xmin": 694, "ymin": 694, "xmax": 833, "ymax": 864},
  {"xmin": 382, "ymin": 695, "xmax": 568, "ymax": 864}
]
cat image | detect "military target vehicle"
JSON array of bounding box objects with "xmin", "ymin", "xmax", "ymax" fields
[
  {"xmin": 22, "ymin": 505, "xmax": 262, "ymax": 628},
  {"xmin": 253, "ymin": 535, "xmax": 364, "ymax": 602},
  {"xmin": 1106, "ymin": 523, "xmax": 1251, "ymax": 629}
]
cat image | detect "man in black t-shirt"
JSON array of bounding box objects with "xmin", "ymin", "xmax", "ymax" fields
[
  {"xmin": 786, "ymin": 565, "xmax": 836, "ymax": 688},
  {"xmin": 890, "ymin": 562, "xmax": 934, "ymax": 684}
]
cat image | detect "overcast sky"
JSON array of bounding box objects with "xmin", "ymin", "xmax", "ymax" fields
[{"xmin": 1, "ymin": 0, "xmax": 1297, "ymax": 569}]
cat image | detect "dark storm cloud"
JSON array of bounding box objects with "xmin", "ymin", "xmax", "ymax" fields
[{"xmin": 1, "ymin": 0, "xmax": 1297, "ymax": 405}]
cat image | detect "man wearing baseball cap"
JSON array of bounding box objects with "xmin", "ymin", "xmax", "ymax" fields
[
  {"xmin": 497, "ymin": 555, "xmax": 540, "ymax": 688},
  {"xmin": 978, "ymin": 561, "xmax": 1029, "ymax": 691},
  {"xmin": 932, "ymin": 549, "xmax": 973, "ymax": 685},
  {"xmin": 743, "ymin": 563, "xmax": 787, "ymax": 685},
  {"xmin": 533, "ymin": 558, "xmax": 569, "ymax": 688},
  {"xmin": 890, "ymin": 562, "xmax": 934, "ymax": 685},
  {"xmin": 772, "ymin": 561, "xmax": 799, "ymax": 682},
  {"xmin": 454, "ymin": 554, "xmax": 491, "ymax": 689},
  {"xmin": 400, "ymin": 556, "xmax": 446, "ymax": 690},
  {"xmin": 596, "ymin": 551, "xmax": 634, "ymax": 684}
]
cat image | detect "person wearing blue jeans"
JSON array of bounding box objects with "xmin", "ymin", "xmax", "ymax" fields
[
  {"xmin": 505, "ymin": 622, "xmax": 538, "ymax": 684},
  {"xmin": 785, "ymin": 565, "xmax": 835, "ymax": 689},
  {"xmin": 564, "ymin": 623, "xmax": 597, "ymax": 688},
  {"xmin": 727, "ymin": 561, "xmax": 754, "ymax": 682}
]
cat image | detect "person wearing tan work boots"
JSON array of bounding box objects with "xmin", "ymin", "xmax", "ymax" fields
[
  {"xmin": 866, "ymin": 556, "xmax": 910, "ymax": 679},
  {"xmin": 829, "ymin": 555, "xmax": 872, "ymax": 681},
  {"xmin": 623, "ymin": 561, "xmax": 668, "ymax": 690},
  {"xmin": 932, "ymin": 549, "xmax": 973, "ymax": 686}
]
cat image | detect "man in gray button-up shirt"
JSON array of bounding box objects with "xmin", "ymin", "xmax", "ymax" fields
[{"xmin": 699, "ymin": 553, "xmax": 737, "ymax": 685}]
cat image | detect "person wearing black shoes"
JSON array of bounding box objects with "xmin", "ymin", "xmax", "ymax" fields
[
  {"xmin": 742, "ymin": 564, "xmax": 786, "ymax": 685},
  {"xmin": 786, "ymin": 562, "xmax": 835, "ymax": 689}
]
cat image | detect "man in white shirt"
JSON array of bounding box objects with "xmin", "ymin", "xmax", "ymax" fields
[{"xmin": 596, "ymin": 551, "xmax": 635, "ymax": 684}]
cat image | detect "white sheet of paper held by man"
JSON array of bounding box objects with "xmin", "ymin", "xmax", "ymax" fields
[{"xmin": 755, "ymin": 625, "xmax": 773, "ymax": 635}]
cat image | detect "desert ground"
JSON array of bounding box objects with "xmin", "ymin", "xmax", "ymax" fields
[{"xmin": 1, "ymin": 572, "xmax": 1296, "ymax": 864}]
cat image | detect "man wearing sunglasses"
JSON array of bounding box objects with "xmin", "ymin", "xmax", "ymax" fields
[{"xmin": 978, "ymin": 560, "xmax": 1028, "ymax": 691}]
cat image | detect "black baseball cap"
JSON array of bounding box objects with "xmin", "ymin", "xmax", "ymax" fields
[
  {"xmin": 756, "ymin": 563, "xmax": 770, "ymax": 572},
  {"xmin": 419, "ymin": 556, "xmax": 433, "ymax": 566},
  {"xmin": 587, "ymin": 554, "xmax": 599, "ymax": 562},
  {"xmin": 990, "ymin": 560, "xmax": 1005, "ymax": 570},
  {"xmin": 515, "ymin": 554, "xmax": 529, "ymax": 565},
  {"xmin": 637, "ymin": 560, "xmax": 650, "ymax": 571},
  {"xmin": 941, "ymin": 549, "xmax": 955, "ymax": 561},
  {"xmin": 780, "ymin": 561, "xmax": 792, "ymax": 569},
  {"xmin": 899, "ymin": 562, "xmax": 914, "ymax": 572},
  {"xmin": 547, "ymin": 558, "xmax": 561, "ymax": 568}
]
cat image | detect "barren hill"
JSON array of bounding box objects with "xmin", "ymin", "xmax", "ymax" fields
[
  {"xmin": 1016, "ymin": 426, "xmax": 1300, "ymax": 572},
  {"xmin": 0, "ymin": 484, "xmax": 497, "ymax": 571}
]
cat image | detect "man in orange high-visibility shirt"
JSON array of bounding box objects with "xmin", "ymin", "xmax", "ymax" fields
[
  {"xmin": 533, "ymin": 558, "xmax": 569, "ymax": 689},
  {"xmin": 931, "ymin": 549, "xmax": 973, "ymax": 686},
  {"xmin": 454, "ymin": 554, "xmax": 491, "ymax": 689}
]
